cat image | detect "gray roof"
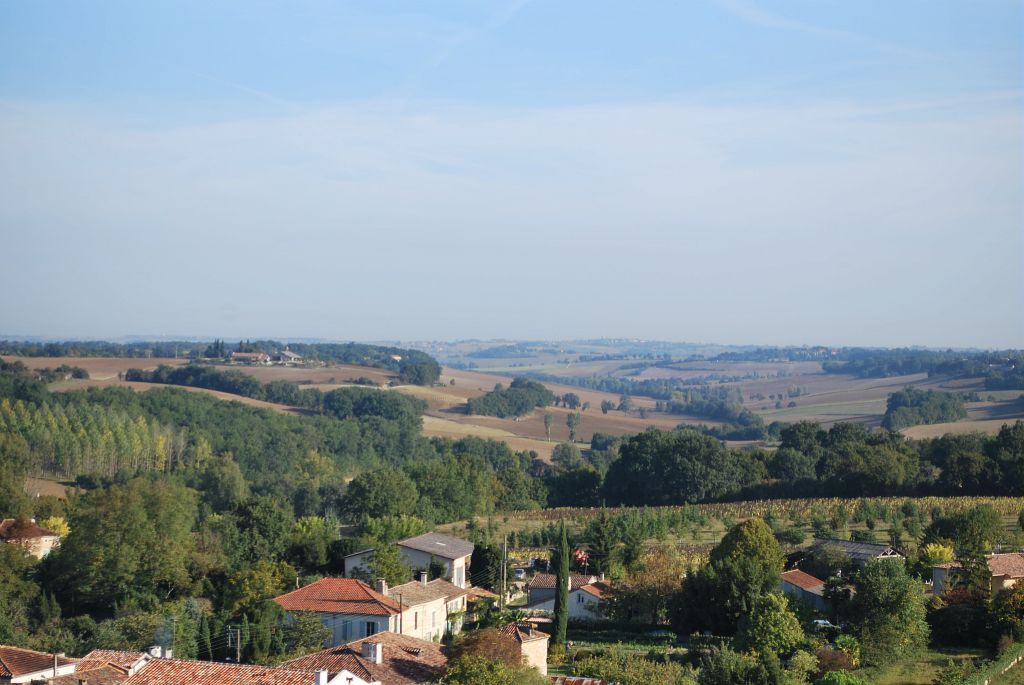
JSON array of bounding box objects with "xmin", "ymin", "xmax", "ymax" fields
[
  {"xmin": 388, "ymin": 578, "xmax": 468, "ymax": 607},
  {"xmin": 398, "ymin": 532, "xmax": 474, "ymax": 560},
  {"xmin": 810, "ymin": 538, "xmax": 902, "ymax": 563}
]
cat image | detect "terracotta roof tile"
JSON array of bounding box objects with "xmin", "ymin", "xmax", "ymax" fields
[
  {"xmin": 987, "ymin": 553, "xmax": 1024, "ymax": 578},
  {"xmin": 282, "ymin": 632, "xmax": 448, "ymax": 685},
  {"xmin": 549, "ymin": 677, "xmax": 604, "ymax": 685},
  {"xmin": 75, "ymin": 650, "xmax": 150, "ymax": 672},
  {"xmin": 47, "ymin": 665, "xmax": 131, "ymax": 685},
  {"xmin": 782, "ymin": 569, "xmax": 826, "ymax": 592},
  {"xmin": 120, "ymin": 659, "xmax": 314, "ymax": 685},
  {"xmin": 274, "ymin": 578, "xmax": 401, "ymax": 616},
  {"xmin": 527, "ymin": 573, "xmax": 596, "ymax": 591},
  {"xmin": 579, "ymin": 581, "xmax": 611, "ymax": 599},
  {"xmin": 935, "ymin": 553, "xmax": 1024, "ymax": 578},
  {"xmin": 499, "ymin": 622, "xmax": 550, "ymax": 644},
  {"xmin": 467, "ymin": 586, "xmax": 499, "ymax": 600},
  {"xmin": 0, "ymin": 645, "xmax": 75, "ymax": 678},
  {"xmin": 0, "ymin": 517, "xmax": 58, "ymax": 540}
]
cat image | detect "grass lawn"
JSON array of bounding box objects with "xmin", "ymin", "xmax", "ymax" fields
[
  {"xmin": 991, "ymin": 661, "xmax": 1024, "ymax": 684},
  {"xmin": 861, "ymin": 648, "xmax": 988, "ymax": 685}
]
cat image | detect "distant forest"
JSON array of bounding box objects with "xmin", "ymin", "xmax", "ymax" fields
[{"xmin": 0, "ymin": 339, "xmax": 442, "ymax": 385}]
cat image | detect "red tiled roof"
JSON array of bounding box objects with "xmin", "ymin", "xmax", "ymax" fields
[
  {"xmin": 782, "ymin": 569, "xmax": 826, "ymax": 591},
  {"xmin": 499, "ymin": 622, "xmax": 550, "ymax": 644},
  {"xmin": 120, "ymin": 659, "xmax": 313, "ymax": 685},
  {"xmin": 933, "ymin": 553, "xmax": 1024, "ymax": 578},
  {"xmin": 282, "ymin": 632, "xmax": 448, "ymax": 685},
  {"xmin": 45, "ymin": 650, "xmax": 152, "ymax": 683},
  {"xmin": 274, "ymin": 578, "xmax": 401, "ymax": 616},
  {"xmin": 0, "ymin": 645, "xmax": 75, "ymax": 677},
  {"xmin": 550, "ymin": 677, "xmax": 604, "ymax": 685},
  {"xmin": 987, "ymin": 553, "xmax": 1024, "ymax": 578},
  {"xmin": 467, "ymin": 586, "xmax": 499, "ymax": 600},
  {"xmin": 527, "ymin": 573, "xmax": 596, "ymax": 591},
  {"xmin": 579, "ymin": 581, "xmax": 611, "ymax": 599},
  {"xmin": 0, "ymin": 517, "xmax": 58, "ymax": 540},
  {"xmin": 47, "ymin": 665, "xmax": 131, "ymax": 685},
  {"xmin": 75, "ymin": 650, "xmax": 150, "ymax": 672}
]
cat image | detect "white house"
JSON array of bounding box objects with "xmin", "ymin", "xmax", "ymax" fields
[
  {"xmin": 524, "ymin": 580, "xmax": 611, "ymax": 620},
  {"xmin": 0, "ymin": 518, "xmax": 60, "ymax": 560},
  {"xmin": 498, "ymin": 623, "xmax": 550, "ymax": 676},
  {"xmin": 345, "ymin": 533, "xmax": 475, "ymax": 589},
  {"xmin": 387, "ymin": 572, "xmax": 469, "ymax": 642},
  {"xmin": 525, "ymin": 572, "xmax": 598, "ymax": 606},
  {"xmin": 274, "ymin": 349, "xmax": 303, "ymax": 364},
  {"xmin": 933, "ymin": 553, "xmax": 1024, "ymax": 597},
  {"xmin": 273, "ymin": 578, "xmax": 402, "ymax": 647}
]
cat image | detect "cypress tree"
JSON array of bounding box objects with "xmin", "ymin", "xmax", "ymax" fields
[
  {"xmin": 239, "ymin": 614, "xmax": 251, "ymax": 662},
  {"xmin": 198, "ymin": 613, "xmax": 212, "ymax": 661},
  {"xmin": 554, "ymin": 521, "xmax": 569, "ymax": 645}
]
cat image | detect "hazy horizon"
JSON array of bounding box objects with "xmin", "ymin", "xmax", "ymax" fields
[{"xmin": 2, "ymin": 2, "xmax": 1021, "ymax": 348}]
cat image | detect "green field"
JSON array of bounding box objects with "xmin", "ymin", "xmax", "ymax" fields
[{"xmin": 862, "ymin": 648, "xmax": 989, "ymax": 685}]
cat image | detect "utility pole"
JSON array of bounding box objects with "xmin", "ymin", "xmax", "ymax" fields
[
  {"xmin": 500, "ymin": 535, "xmax": 508, "ymax": 612},
  {"xmin": 397, "ymin": 593, "xmax": 404, "ymax": 634},
  {"xmin": 227, "ymin": 626, "xmax": 241, "ymax": 664}
]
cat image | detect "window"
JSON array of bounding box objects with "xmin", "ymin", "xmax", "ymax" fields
[
  {"xmin": 577, "ymin": 593, "xmax": 584, "ymax": 604},
  {"xmin": 414, "ymin": 613, "xmax": 418, "ymax": 630},
  {"xmin": 342, "ymin": 621, "xmax": 351, "ymax": 641},
  {"xmin": 366, "ymin": 621, "xmax": 377, "ymax": 637}
]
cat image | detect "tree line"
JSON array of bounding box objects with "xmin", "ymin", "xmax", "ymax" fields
[
  {"xmin": 882, "ymin": 387, "xmax": 967, "ymax": 430},
  {"xmin": 0, "ymin": 338, "xmax": 443, "ymax": 385},
  {"xmin": 823, "ymin": 348, "xmax": 1024, "ymax": 389},
  {"xmin": 125, "ymin": 364, "xmax": 427, "ymax": 421},
  {"xmin": 466, "ymin": 378, "xmax": 554, "ymax": 418}
]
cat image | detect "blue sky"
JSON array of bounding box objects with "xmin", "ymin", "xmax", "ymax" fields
[{"xmin": 1, "ymin": 1, "xmax": 1021, "ymax": 347}]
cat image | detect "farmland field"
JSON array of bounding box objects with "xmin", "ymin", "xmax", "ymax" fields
[
  {"xmin": 437, "ymin": 495, "xmax": 1024, "ymax": 546},
  {"xmin": 2, "ymin": 355, "xmax": 186, "ymax": 379},
  {"xmin": 47, "ymin": 379, "xmax": 308, "ymax": 415},
  {"xmin": 9, "ymin": 351, "xmax": 1024, "ymax": 458}
]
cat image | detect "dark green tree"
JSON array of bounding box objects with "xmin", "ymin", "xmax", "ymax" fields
[
  {"xmin": 554, "ymin": 521, "xmax": 570, "ymax": 645},
  {"xmin": 586, "ymin": 509, "xmax": 618, "ymax": 575},
  {"xmin": 848, "ymin": 560, "xmax": 928, "ymax": 666},
  {"xmin": 341, "ymin": 469, "xmax": 419, "ymax": 520},
  {"xmin": 566, "ymin": 412, "xmax": 581, "ymax": 442},
  {"xmin": 551, "ymin": 442, "xmax": 584, "ymax": 471},
  {"xmin": 198, "ymin": 613, "xmax": 213, "ymax": 661},
  {"xmin": 674, "ymin": 519, "xmax": 783, "ymax": 635}
]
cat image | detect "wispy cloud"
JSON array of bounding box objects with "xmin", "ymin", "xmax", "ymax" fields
[
  {"xmin": 714, "ymin": 0, "xmax": 935, "ymax": 61},
  {"xmin": 192, "ymin": 71, "xmax": 302, "ymax": 112}
]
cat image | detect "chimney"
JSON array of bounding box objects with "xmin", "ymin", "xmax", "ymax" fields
[
  {"xmin": 162, "ymin": 647, "xmax": 173, "ymax": 660},
  {"xmin": 315, "ymin": 670, "xmax": 328, "ymax": 685},
  {"xmin": 599, "ymin": 572, "xmax": 605, "ymax": 582},
  {"xmin": 361, "ymin": 641, "xmax": 383, "ymax": 665},
  {"xmin": 419, "ymin": 570, "xmax": 428, "ymax": 586},
  {"xmin": 376, "ymin": 578, "xmax": 388, "ymax": 595}
]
